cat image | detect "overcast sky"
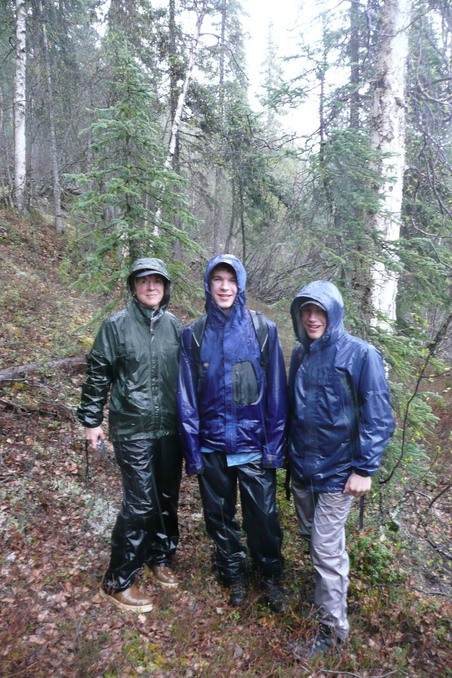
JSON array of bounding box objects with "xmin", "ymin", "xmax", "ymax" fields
[
  {"xmin": 240, "ymin": 0, "xmax": 323, "ymax": 138},
  {"xmin": 151, "ymin": 0, "xmax": 320, "ymax": 137},
  {"xmin": 241, "ymin": 0, "xmax": 300, "ymax": 98}
]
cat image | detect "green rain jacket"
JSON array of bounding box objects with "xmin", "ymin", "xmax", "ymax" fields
[{"xmin": 77, "ymin": 259, "xmax": 183, "ymax": 441}]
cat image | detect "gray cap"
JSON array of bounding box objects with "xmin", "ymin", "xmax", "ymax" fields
[{"xmin": 300, "ymin": 299, "xmax": 326, "ymax": 312}]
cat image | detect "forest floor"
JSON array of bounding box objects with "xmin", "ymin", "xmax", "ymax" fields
[{"xmin": 0, "ymin": 207, "xmax": 451, "ymax": 677}]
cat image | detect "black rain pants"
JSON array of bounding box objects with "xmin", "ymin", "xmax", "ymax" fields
[
  {"xmin": 103, "ymin": 434, "xmax": 182, "ymax": 593},
  {"xmin": 198, "ymin": 452, "xmax": 284, "ymax": 586}
]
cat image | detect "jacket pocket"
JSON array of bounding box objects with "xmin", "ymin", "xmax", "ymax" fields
[{"xmin": 233, "ymin": 361, "xmax": 259, "ymax": 405}]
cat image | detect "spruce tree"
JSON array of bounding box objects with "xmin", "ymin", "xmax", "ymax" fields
[{"xmin": 67, "ymin": 37, "xmax": 196, "ymax": 297}]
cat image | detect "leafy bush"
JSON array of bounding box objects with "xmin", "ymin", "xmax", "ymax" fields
[{"xmin": 348, "ymin": 529, "xmax": 405, "ymax": 588}]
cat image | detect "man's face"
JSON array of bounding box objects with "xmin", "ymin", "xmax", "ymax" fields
[
  {"xmin": 301, "ymin": 303, "xmax": 328, "ymax": 339},
  {"xmin": 134, "ymin": 274, "xmax": 165, "ymax": 309},
  {"xmin": 210, "ymin": 266, "xmax": 238, "ymax": 315}
]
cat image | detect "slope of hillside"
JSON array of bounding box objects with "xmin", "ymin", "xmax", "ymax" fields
[
  {"xmin": 0, "ymin": 208, "xmax": 99, "ymax": 370},
  {"xmin": 0, "ymin": 208, "xmax": 450, "ymax": 677}
]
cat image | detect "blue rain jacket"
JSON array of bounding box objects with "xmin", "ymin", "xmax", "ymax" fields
[
  {"xmin": 288, "ymin": 280, "xmax": 395, "ymax": 492},
  {"xmin": 178, "ymin": 255, "xmax": 288, "ymax": 476}
]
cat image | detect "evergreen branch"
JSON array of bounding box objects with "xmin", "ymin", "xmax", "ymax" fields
[{"xmin": 380, "ymin": 313, "xmax": 452, "ymax": 485}]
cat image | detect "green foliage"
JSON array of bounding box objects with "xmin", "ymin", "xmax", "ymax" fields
[
  {"xmin": 348, "ymin": 529, "xmax": 405, "ymax": 588},
  {"xmin": 66, "ymin": 36, "xmax": 197, "ymax": 297},
  {"xmin": 366, "ymin": 327, "xmax": 447, "ymax": 516},
  {"xmin": 395, "ymin": 1, "xmax": 452, "ymax": 335},
  {"xmin": 123, "ymin": 629, "xmax": 174, "ymax": 672},
  {"xmin": 305, "ymin": 129, "xmax": 385, "ymax": 287}
]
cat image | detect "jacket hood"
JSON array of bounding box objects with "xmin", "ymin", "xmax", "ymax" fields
[
  {"xmin": 291, "ymin": 280, "xmax": 345, "ymax": 346},
  {"xmin": 127, "ymin": 257, "xmax": 171, "ymax": 308},
  {"xmin": 204, "ymin": 254, "xmax": 246, "ymax": 315}
]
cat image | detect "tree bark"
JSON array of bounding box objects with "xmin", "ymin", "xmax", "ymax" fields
[
  {"xmin": 154, "ymin": 1, "xmax": 207, "ymax": 235},
  {"xmin": 38, "ymin": 0, "xmax": 62, "ymax": 233},
  {"xmin": 369, "ymin": 0, "xmax": 412, "ymax": 327},
  {"xmin": 164, "ymin": 5, "xmax": 205, "ymax": 170},
  {"xmin": 14, "ymin": 0, "xmax": 27, "ymax": 211}
]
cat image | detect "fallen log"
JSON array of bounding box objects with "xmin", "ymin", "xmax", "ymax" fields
[
  {"xmin": 0, "ymin": 355, "xmax": 87, "ymax": 384},
  {"xmin": 0, "ymin": 396, "xmax": 75, "ymax": 420}
]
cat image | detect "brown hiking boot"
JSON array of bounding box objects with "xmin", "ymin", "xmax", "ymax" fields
[
  {"xmin": 149, "ymin": 565, "xmax": 178, "ymax": 589},
  {"xmin": 100, "ymin": 582, "xmax": 154, "ymax": 612}
]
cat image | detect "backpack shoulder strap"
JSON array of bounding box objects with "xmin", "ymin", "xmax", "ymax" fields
[
  {"xmin": 293, "ymin": 342, "xmax": 305, "ymax": 372},
  {"xmin": 191, "ymin": 313, "xmax": 207, "ymax": 350},
  {"xmin": 249, "ymin": 310, "xmax": 269, "ymax": 371},
  {"xmin": 191, "ymin": 310, "xmax": 270, "ymax": 371},
  {"xmin": 191, "ymin": 313, "xmax": 207, "ymax": 363},
  {"xmin": 190, "ymin": 314, "xmax": 207, "ymax": 383}
]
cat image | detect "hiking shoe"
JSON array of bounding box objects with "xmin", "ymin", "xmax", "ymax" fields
[
  {"xmin": 262, "ymin": 578, "xmax": 287, "ymax": 613},
  {"xmin": 100, "ymin": 582, "xmax": 154, "ymax": 613},
  {"xmin": 228, "ymin": 577, "xmax": 247, "ymax": 606},
  {"xmin": 149, "ymin": 565, "xmax": 178, "ymax": 589}
]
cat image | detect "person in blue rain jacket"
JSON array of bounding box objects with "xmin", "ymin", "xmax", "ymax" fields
[
  {"xmin": 178, "ymin": 254, "xmax": 287, "ymax": 611},
  {"xmin": 288, "ymin": 280, "xmax": 395, "ymax": 657}
]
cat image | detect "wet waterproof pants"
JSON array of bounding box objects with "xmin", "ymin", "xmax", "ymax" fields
[
  {"xmin": 292, "ymin": 476, "xmax": 353, "ymax": 640},
  {"xmin": 198, "ymin": 452, "xmax": 284, "ymax": 586},
  {"xmin": 103, "ymin": 434, "xmax": 182, "ymax": 593}
]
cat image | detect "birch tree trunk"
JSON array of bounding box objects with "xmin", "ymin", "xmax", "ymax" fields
[
  {"xmin": 154, "ymin": 1, "xmax": 207, "ymax": 236},
  {"xmin": 14, "ymin": 0, "xmax": 27, "ymax": 211},
  {"xmin": 369, "ymin": 0, "xmax": 412, "ymax": 328},
  {"xmin": 38, "ymin": 0, "xmax": 62, "ymax": 233},
  {"xmin": 164, "ymin": 5, "xmax": 205, "ymax": 169}
]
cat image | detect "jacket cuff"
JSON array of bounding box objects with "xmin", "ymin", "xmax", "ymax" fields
[{"xmin": 353, "ymin": 468, "xmax": 370, "ymax": 477}]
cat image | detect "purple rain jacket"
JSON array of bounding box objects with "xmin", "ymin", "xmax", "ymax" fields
[
  {"xmin": 288, "ymin": 280, "xmax": 395, "ymax": 492},
  {"xmin": 177, "ymin": 254, "xmax": 288, "ymax": 476}
]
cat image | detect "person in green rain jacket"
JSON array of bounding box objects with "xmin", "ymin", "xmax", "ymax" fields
[{"xmin": 77, "ymin": 258, "xmax": 183, "ymax": 612}]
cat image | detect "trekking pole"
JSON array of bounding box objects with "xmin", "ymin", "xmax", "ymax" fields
[
  {"xmin": 358, "ymin": 496, "xmax": 365, "ymax": 530},
  {"xmin": 84, "ymin": 440, "xmax": 91, "ymax": 481},
  {"xmin": 84, "ymin": 438, "xmax": 106, "ymax": 482}
]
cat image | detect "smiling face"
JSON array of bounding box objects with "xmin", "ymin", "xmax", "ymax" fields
[
  {"xmin": 134, "ymin": 274, "xmax": 165, "ymax": 309},
  {"xmin": 301, "ymin": 303, "xmax": 328, "ymax": 340},
  {"xmin": 210, "ymin": 265, "xmax": 238, "ymax": 315}
]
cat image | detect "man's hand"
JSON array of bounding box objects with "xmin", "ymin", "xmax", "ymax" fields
[
  {"xmin": 84, "ymin": 426, "xmax": 105, "ymax": 451},
  {"xmin": 344, "ymin": 472, "xmax": 371, "ymax": 497}
]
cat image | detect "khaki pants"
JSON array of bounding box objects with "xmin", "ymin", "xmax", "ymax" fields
[{"xmin": 292, "ymin": 478, "xmax": 353, "ymax": 640}]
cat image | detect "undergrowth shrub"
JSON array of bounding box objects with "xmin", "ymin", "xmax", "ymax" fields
[{"xmin": 348, "ymin": 528, "xmax": 405, "ymax": 588}]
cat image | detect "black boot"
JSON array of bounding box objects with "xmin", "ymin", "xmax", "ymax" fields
[
  {"xmin": 262, "ymin": 578, "xmax": 287, "ymax": 613},
  {"xmin": 228, "ymin": 576, "xmax": 247, "ymax": 606}
]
